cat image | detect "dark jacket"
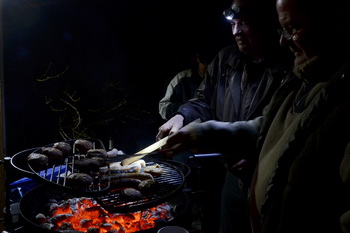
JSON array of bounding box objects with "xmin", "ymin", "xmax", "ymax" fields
[
  {"xmin": 255, "ymin": 58, "xmax": 350, "ymax": 233},
  {"xmin": 184, "ymin": 57, "xmax": 350, "ymax": 233},
  {"xmin": 177, "ymin": 44, "xmax": 292, "ymax": 125}
]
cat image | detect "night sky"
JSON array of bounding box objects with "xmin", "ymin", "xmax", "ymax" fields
[{"xmin": 2, "ymin": 0, "xmax": 233, "ymax": 155}]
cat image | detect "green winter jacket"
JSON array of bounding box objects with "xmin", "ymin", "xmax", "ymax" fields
[{"xmin": 255, "ymin": 57, "xmax": 350, "ymax": 233}]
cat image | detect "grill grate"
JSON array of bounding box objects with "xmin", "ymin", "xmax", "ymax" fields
[
  {"xmin": 96, "ymin": 160, "xmax": 185, "ymax": 213},
  {"xmin": 33, "ymin": 155, "xmax": 111, "ymax": 194},
  {"xmin": 27, "ymin": 139, "xmax": 111, "ymax": 196}
]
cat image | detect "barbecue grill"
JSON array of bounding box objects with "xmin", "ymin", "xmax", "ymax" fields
[{"xmin": 3, "ymin": 138, "xmax": 192, "ymax": 233}]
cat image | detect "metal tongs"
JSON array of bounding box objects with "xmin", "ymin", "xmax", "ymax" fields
[{"xmin": 120, "ymin": 136, "xmax": 169, "ymax": 166}]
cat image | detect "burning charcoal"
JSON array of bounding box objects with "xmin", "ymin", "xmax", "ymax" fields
[
  {"xmin": 74, "ymin": 157, "xmax": 109, "ymax": 172},
  {"xmin": 138, "ymin": 179, "xmax": 157, "ymax": 194},
  {"xmin": 57, "ymin": 202, "xmax": 73, "ymax": 212},
  {"xmin": 41, "ymin": 147, "xmax": 64, "ymax": 160},
  {"xmin": 35, "ymin": 213, "xmax": 47, "ymax": 223},
  {"xmin": 120, "ymin": 188, "xmax": 142, "ymax": 200},
  {"xmin": 53, "ymin": 141, "xmax": 72, "ymax": 157},
  {"xmin": 100, "ymin": 222, "xmax": 113, "ymax": 230},
  {"xmin": 110, "ymin": 220, "xmax": 123, "ymax": 228},
  {"xmin": 40, "ymin": 222, "xmax": 54, "ymax": 230},
  {"xmin": 86, "ymin": 148, "xmax": 108, "ymax": 159},
  {"xmin": 87, "ymin": 227, "xmax": 100, "ymax": 233},
  {"xmin": 85, "ymin": 206, "xmax": 104, "ymax": 212},
  {"xmin": 58, "ymin": 221, "xmax": 74, "ymax": 230},
  {"xmin": 85, "ymin": 206, "xmax": 107, "ymax": 218},
  {"xmin": 156, "ymin": 204, "xmax": 172, "ymax": 213},
  {"xmin": 60, "ymin": 231, "xmax": 83, "ymax": 233},
  {"xmin": 66, "ymin": 173, "xmax": 93, "ymax": 190},
  {"xmin": 47, "ymin": 198, "xmax": 58, "ymax": 204},
  {"xmin": 43, "ymin": 196, "xmax": 174, "ymax": 233},
  {"xmin": 27, "ymin": 152, "xmax": 49, "ymax": 171},
  {"xmin": 46, "ymin": 202, "xmax": 59, "ymax": 213},
  {"xmin": 121, "ymin": 213, "xmax": 137, "ymax": 222},
  {"xmin": 74, "ymin": 139, "xmax": 94, "ymax": 154},
  {"xmin": 51, "ymin": 213, "xmax": 74, "ymax": 225},
  {"xmin": 80, "ymin": 219, "xmax": 93, "ymax": 228},
  {"xmin": 106, "ymin": 230, "xmax": 118, "ymax": 233}
]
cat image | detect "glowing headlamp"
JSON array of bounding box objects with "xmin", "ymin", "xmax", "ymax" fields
[{"xmin": 223, "ymin": 5, "xmax": 241, "ymax": 21}]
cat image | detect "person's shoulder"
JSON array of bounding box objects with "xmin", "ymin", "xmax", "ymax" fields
[
  {"xmin": 213, "ymin": 44, "xmax": 241, "ymax": 66},
  {"xmin": 172, "ymin": 69, "xmax": 193, "ymax": 81}
]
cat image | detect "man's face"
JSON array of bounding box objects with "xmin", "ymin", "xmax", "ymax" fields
[
  {"xmin": 276, "ymin": 0, "xmax": 322, "ymax": 66},
  {"xmin": 230, "ymin": 16, "xmax": 262, "ymax": 56}
]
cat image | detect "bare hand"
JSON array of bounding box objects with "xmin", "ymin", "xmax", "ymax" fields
[
  {"xmin": 156, "ymin": 114, "xmax": 184, "ymax": 141},
  {"xmin": 160, "ymin": 121, "xmax": 204, "ymax": 157}
]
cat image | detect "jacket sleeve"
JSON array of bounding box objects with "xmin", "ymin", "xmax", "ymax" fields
[
  {"xmin": 159, "ymin": 70, "xmax": 190, "ymax": 120},
  {"xmin": 340, "ymin": 142, "xmax": 350, "ymax": 233},
  {"xmin": 186, "ymin": 116, "xmax": 264, "ymax": 159}
]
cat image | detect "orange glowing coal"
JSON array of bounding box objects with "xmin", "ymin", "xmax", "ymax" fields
[{"xmin": 42, "ymin": 197, "xmax": 173, "ymax": 233}]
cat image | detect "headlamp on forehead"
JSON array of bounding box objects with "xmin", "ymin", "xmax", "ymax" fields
[{"xmin": 223, "ymin": 5, "xmax": 241, "ymax": 21}]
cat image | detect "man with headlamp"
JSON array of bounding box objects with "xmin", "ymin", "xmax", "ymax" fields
[
  {"xmin": 156, "ymin": 0, "xmax": 293, "ymax": 232},
  {"xmin": 223, "ymin": 4, "xmax": 253, "ymax": 20}
]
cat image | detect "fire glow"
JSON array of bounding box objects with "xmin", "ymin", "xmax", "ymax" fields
[{"xmin": 38, "ymin": 197, "xmax": 174, "ymax": 233}]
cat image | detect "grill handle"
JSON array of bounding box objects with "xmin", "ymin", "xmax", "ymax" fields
[{"xmin": 189, "ymin": 153, "xmax": 222, "ymax": 158}]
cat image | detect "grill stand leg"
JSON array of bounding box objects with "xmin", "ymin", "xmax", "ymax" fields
[{"xmin": 3, "ymin": 157, "xmax": 14, "ymax": 232}]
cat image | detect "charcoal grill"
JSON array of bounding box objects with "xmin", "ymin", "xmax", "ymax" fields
[
  {"xmin": 4, "ymin": 138, "xmax": 191, "ymax": 233},
  {"xmin": 25, "ymin": 138, "xmax": 186, "ymax": 211},
  {"xmin": 18, "ymin": 184, "xmax": 189, "ymax": 233}
]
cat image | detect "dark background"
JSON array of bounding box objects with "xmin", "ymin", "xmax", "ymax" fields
[{"xmin": 2, "ymin": 0, "xmax": 233, "ymax": 156}]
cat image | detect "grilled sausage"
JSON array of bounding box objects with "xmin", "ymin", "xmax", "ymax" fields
[
  {"xmin": 109, "ymin": 178, "xmax": 142, "ymax": 188},
  {"xmin": 143, "ymin": 164, "xmax": 163, "ymax": 176},
  {"xmin": 138, "ymin": 179, "xmax": 156, "ymax": 194},
  {"xmin": 101, "ymin": 172, "xmax": 154, "ymax": 182},
  {"xmin": 106, "ymin": 159, "xmax": 146, "ymax": 173}
]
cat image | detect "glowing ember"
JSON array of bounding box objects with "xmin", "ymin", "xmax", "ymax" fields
[{"xmin": 37, "ymin": 197, "xmax": 174, "ymax": 233}]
